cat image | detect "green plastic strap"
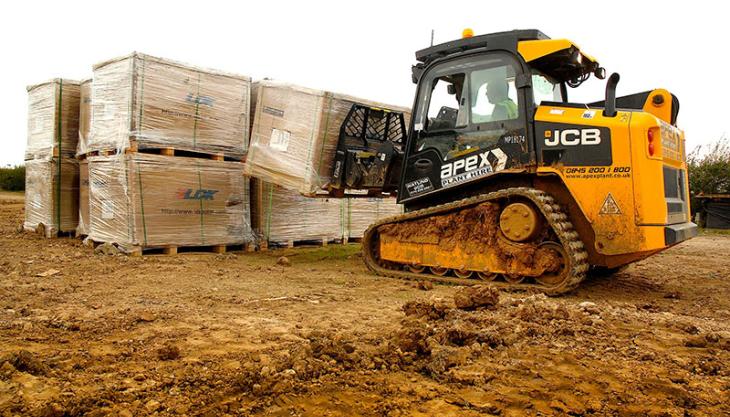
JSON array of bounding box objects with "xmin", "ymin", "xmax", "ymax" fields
[
  {"xmin": 123, "ymin": 156, "xmax": 134, "ymax": 242},
  {"xmin": 265, "ymin": 182, "xmax": 274, "ymax": 240},
  {"xmin": 338, "ymin": 199, "xmax": 344, "ymax": 239},
  {"xmin": 197, "ymin": 162, "xmax": 205, "ymax": 244},
  {"xmin": 127, "ymin": 58, "xmax": 135, "ymax": 137},
  {"xmin": 192, "ymin": 73, "xmax": 201, "ymax": 148},
  {"xmin": 136, "ymin": 159, "xmax": 148, "ymax": 246},
  {"xmin": 137, "ymin": 56, "xmax": 146, "ymax": 140},
  {"xmin": 55, "ymin": 80, "xmax": 63, "ymax": 230},
  {"xmin": 345, "ymin": 199, "xmax": 350, "ymax": 239}
]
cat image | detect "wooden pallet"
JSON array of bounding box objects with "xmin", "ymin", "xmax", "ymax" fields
[
  {"xmin": 78, "ymin": 149, "xmax": 119, "ymax": 160},
  {"xmin": 81, "ymin": 146, "xmax": 228, "ymax": 161},
  {"xmin": 126, "ymin": 141, "xmax": 228, "ymax": 160},
  {"xmin": 127, "ymin": 243, "xmax": 255, "ymax": 256},
  {"xmin": 88, "ymin": 240, "xmax": 254, "ymax": 256},
  {"xmin": 260, "ymin": 238, "xmax": 346, "ymax": 251}
]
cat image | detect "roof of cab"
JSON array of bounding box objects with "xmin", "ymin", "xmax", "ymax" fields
[
  {"xmin": 415, "ymin": 29, "xmax": 597, "ymax": 67},
  {"xmin": 415, "ymin": 29, "xmax": 549, "ymax": 65}
]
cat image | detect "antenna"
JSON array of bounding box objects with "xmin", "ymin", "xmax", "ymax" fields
[{"xmin": 430, "ymin": 29, "xmax": 434, "ymax": 46}]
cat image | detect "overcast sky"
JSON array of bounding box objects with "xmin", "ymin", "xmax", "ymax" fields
[{"xmin": 1, "ymin": 0, "xmax": 727, "ymax": 166}]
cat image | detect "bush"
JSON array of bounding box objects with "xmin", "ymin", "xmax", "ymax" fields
[
  {"xmin": 687, "ymin": 137, "xmax": 730, "ymax": 216},
  {"xmin": 0, "ymin": 165, "xmax": 25, "ymax": 191}
]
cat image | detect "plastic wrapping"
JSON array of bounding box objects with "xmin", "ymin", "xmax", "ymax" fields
[
  {"xmin": 244, "ymin": 81, "xmax": 410, "ymax": 195},
  {"xmin": 87, "ymin": 153, "xmax": 252, "ymax": 252},
  {"xmin": 251, "ymin": 179, "xmax": 403, "ymax": 245},
  {"xmin": 89, "ymin": 52, "xmax": 251, "ymax": 159},
  {"xmin": 77, "ymin": 78, "xmax": 92, "ymax": 156},
  {"xmin": 251, "ymin": 179, "xmax": 343, "ymax": 245},
  {"xmin": 25, "ymin": 79, "xmax": 81, "ymax": 160},
  {"xmin": 77, "ymin": 160, "xmax": 90, "ymax": 236},
  {"xmin": 23, "ymin": 157, "xmax": 80, "ymax": 237},
  {"xmin": 345, "ymin": 197, "xmax": 403, "ymax": 239}
]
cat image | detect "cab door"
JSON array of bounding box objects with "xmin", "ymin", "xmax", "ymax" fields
[{"xmin": 398, "ymin": 52, "xmax": 532, "ymax": 204}]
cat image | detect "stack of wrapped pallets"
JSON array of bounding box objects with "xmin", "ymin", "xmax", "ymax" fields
[
  {"xmin": 344, "ymin": 197, "xmax": 402, "ymax": 242},
  {"xmin": 244, "ymin": 81, "xmax": 407, "ymax": 246},
  {"xmin": 23, "ymin": 79, "xmax": 81, "ymax": 237},
  {"xmin": 24, "ymin": 54, "xmax": 407, "ymax": 252},
  {"xmin": 250, "ymin": 179, "xmax": 402, "ymax": 248},
  {"xmin": 81, "ymin": 53, "xmax": 254, "ymax": 255}
]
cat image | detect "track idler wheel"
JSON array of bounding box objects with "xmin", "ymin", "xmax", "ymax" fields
[
  {"xmin": 406, "ymin": 265, "xmax": 426, "ymax": 274},
  {"xmin": 454, "ymin": 269, "xmax": 474, "ymax": 279},
  {"xmin": 476, "ymin": 271, "xmax": 498, "ymax": 281},
  {"xmin": 503, "ymin": 274, "xmax": 526, "ymax": 284},
  {"xmin": 535, "ymin": 241, "xmax": 571, "ymax": 288},
  {"xmin": 429, "ymin": 266, "xmax": 450, "ymax": 276}
]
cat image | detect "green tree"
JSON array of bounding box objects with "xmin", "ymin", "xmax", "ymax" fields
[
  {"xmin": 687, "ymin": 137, "xmax": 730, "ymax": 216},
  {"xmin": 0, "ymin": 165, "xmax": 25, "ymax": 191}
]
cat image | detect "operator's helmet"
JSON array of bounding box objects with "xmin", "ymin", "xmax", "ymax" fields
[{"xmin": 486, "ymin": 79, "xmax": 510, "ymax": 104}]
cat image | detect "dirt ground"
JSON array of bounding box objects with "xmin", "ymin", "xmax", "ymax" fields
[{"xmin": 1, "ymin": 192, "xmax": 728, "ymax": 417}]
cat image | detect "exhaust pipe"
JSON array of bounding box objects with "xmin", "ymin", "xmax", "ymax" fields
[{"xmin": 603, "ymin": 73, "xmax": 620, "ymax": 117}]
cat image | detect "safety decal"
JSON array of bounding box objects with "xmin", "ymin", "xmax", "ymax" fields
[
  {"xmin": 599, "ymin": 193, "xmax": 621, "ymax": 215},
  {"xmin": 405, "ymin": 177, "xmax": 434, "ymax": 196}
]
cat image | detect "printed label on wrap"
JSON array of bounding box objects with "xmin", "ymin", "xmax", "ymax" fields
[{"xmin": 270, "ymin": 128, "xmax": 291, "ymax": 152}]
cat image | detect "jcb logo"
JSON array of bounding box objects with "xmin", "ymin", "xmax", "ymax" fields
[
  {"xmin": 545, "ymin": 128, "xmax": 601, "ymax": 146},
  {"xmin": 176, "ymin": 188, "xmax": 218, "ymax": 200}
]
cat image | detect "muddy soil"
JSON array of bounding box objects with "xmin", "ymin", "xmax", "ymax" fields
[
  {"xmin": 378, "ymin": 202, "xmax": 561, "ymax": 275},
  {"xmin": 1, "ymin": 192, "xmax": 729, "ymax": 416}
]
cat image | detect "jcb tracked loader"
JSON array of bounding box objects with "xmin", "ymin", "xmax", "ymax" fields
[{"xmin": 332, "ymin": 29, "xmax": 697, "ymax": 295}]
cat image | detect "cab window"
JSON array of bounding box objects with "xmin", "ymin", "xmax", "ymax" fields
[
  {"xmin": 425, "ymin": 74, "xmax": 467, "ymax": 131},
  {"xmin": 470, "ymin": 66, "xmax": 519, "ymax": 124},
  {"xmin": 412, "ymin": 54, "xmax": 524, "ymax": 159},
  {"xmin": 531, "ymin": 72, "xmax": 562, "ymax": 105}
]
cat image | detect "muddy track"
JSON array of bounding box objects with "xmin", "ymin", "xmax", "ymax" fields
[{"xmin": 362, "ymin": 187, "xmax": 589, "ymax": 295}]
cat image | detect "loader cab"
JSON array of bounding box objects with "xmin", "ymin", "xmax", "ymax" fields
[{"xmin": 399, "ymin": 29, "xmax": 601, "ymax": 207}]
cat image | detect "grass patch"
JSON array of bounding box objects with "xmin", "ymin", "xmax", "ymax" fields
[
  {"xmin": 700, "ymin": 228, "xmax": 730, "ymax": 236},
  {"xmin": 277, "ymin": 243, "xmax": 363, "ymax": 263},
  {"xmin": 0, "ymin": 191, "xmax": 24, "ymax": 201}
]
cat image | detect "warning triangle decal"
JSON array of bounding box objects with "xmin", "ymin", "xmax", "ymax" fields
[{"xmin": 600, "ymin": 193, "xmax": 621, "ymax": 215}]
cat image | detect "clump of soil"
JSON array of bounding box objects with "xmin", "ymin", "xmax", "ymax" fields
[
  {"xmin": 453, "ymin": 285, "xmax": 500, "ymax": 310},
  {"xmin": 1, "ymin": 350, "xmax": 48, "ymax": 376},
  {"xmin": 157, "ymin": 343, "xmax": 181, "ymax": 360}
]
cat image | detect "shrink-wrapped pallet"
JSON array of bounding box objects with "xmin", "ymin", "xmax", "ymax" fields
[
  {"xmin": 77, "ymin": 160, "xmax": 90, "ymax": 236},
  {"xmin": 77, "ymin": 79, "xmax": 92, "ymax": 156},
  {"xmin": 88, "ymin": 154, "xmax": 252, "ymax": 253},
  {"xmin": 24, "ymin": 158, "xmax": 80, "ymax": 237},
  {"xmin": 345, "ymin": 198, "xmax": 402, "ymax": 240},
  {"xmin": 244, "ymin": 81, "xmax": 409, "ymax": 195},
  {"xmin": 251, "ymin": 179, "xmax": 344, "ymax": 246},
  {"xmin": 90, "ymin": 52, "xmax": 251, "ymax": 159},
  {"xmin": 25, "ymin": 79, "xmax": 81, "ymax": 160}
]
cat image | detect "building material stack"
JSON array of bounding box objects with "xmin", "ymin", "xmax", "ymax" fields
[
  {"xmin": 85, "ymin": 53, "xmax": 254, "ymax": 254},
  {"xmin": 251, "ymin": 179, "xmax": 344, "ymax": 247},
  {"xmin": 344, "ymin": 198, "xmax": 402, "ymax": 242},
  {"xmin": 244, "ymin": 81, "xmax": 410, "ymax": 196},
  {"xmin": 23, "ymin": 79, "xmax": 81, "ymax": 237},
  {"xmin": 245, "ymin": 81, "xmax": 408, "ymax": 246}
]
